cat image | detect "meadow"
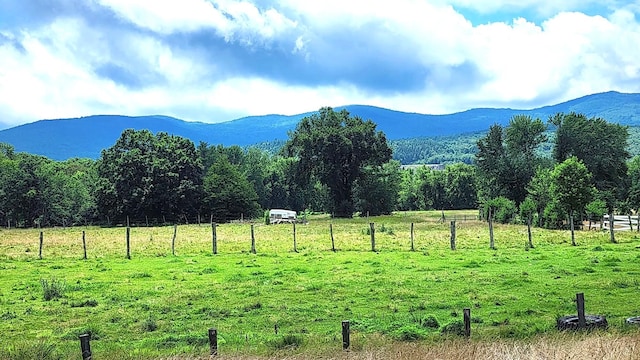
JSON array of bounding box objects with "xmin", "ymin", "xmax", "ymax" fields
[{"xmin": 1, "ymin": 210, "xmax": 639, "ymax": 359}]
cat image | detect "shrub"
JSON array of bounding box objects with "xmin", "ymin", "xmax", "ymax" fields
[
  {"xmin": 484, "ymin": 197, "xmax": 517, "ymax": 224},
  {"xmin": 40, "ymin": 278, "xmax": 65, "ymax": 301},
  {"xmin": 420, "ymin": 315, "xmax": 440, "ymax": 329}
]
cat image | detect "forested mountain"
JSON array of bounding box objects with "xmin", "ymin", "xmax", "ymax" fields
[{"xmin": 0, "ymin": 91, "xmax": 638, "ymax": 161}]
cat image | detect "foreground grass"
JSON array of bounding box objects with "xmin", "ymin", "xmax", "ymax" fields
[{"xmin": 1, "ymin": 211, "xmax": 639, "ymax": 358}]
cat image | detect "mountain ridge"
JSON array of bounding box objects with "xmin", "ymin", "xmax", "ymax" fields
[{"xmin": 1, "ymin": 91, "xmax": 639, "ymax": 160}]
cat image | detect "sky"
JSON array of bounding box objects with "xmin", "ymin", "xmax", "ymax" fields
[{"xmin": 1, "ymin": 0, "xmax": 639, "ymax": 128}]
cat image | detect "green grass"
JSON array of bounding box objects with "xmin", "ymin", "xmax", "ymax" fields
[{"xmin": 0, "ymin": 210, "xmax": 639, "ymax": 358}]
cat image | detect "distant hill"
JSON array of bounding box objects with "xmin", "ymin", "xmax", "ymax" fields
[{"xmin": 0, "ymin": 91, "xmax": 638, "ymax": 160}]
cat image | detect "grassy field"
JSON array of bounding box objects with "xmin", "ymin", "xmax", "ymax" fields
[{"xmin": 1, "ymin": 210, "xmax": 639, "ymax": 359}]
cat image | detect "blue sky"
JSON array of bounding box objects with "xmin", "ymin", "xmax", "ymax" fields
[{"xmin": 0, "ymin": 0, "xmax": 639, "ymax": 128}]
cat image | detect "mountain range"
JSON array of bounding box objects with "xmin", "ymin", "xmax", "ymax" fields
[{"xmin": 0, "ymin": 91, "xmax": 639, "ymax": 161}]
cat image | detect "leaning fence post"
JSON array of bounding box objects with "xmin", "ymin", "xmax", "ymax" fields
[
  {"xmin": 250, "ymin": 224, "xmax": 256, "ymax": 254},
  {"xmin": 342, "ymin": 320, "xmax": 350, "ymax": 350},
  {"xmin": 39, "ymin": 231, "xmax": 43, "ymax": 259},
  {"xmin": 208, "ymin": 328, "xmax": 218, "ymax": 356},
  {"xmin": 370, "ymin": 223, "xmax": 376, "ymax": 252},
  {"xmin": 82, "ymin": 231, "xmax": 87, "ymax": 260},
  {"xmin": 576, "ymin": 293, "xmax": 586, "ymax": 329},
  {"xmin": 330, "ymin": 223, "xmax": 335, "ymax": 252},
  {"xmin": 463, "ymin": 308, "xmax": 471, "ymax": 338},
  {"xmin": 79, "ymin": 334, "xmax": 92, "ymax": 360},
  {"xmin": 172, "ymin": 224, "xmax": 177, "ymax": 256}
]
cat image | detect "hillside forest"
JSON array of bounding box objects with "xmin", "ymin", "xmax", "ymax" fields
[{"xmin": 0, "ymin": 108, "xmax": 638, "ymax": 231}]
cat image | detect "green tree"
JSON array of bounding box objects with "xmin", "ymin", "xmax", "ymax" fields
[
  {"xmin": 552, "ymin": 112, "xmax": 629, "ymax": 243},
  {"xmin": 285, "ymin": 107, "xmax": 392, "ymax": 217},
  {"xmin": 202, "ymin": 156, "xmax": 260, "ymax": 222},
  {"xmin": 585, "ymin": 199, "xmax": 607, "ymax": 231},
  {"xmin": 519, "ymin": 196, "xmax": 536, "ymax": 248},
  {"xmin": 354, "ymin": 161, "xmax": 401, "ymax": 216},
  {"xmin": 526, "ymin": 167, "xmax": 554, "ymax": 227},
  {"xmin": 550, "ymin": 157, "xmax": 594, "ymax": 246},
  {"xmin": 476, "ymin": 124, "xmax": 507, "ymax": 202},
  {"xmin": 443, "ymin": 163, "xmax": 478, "ymax": 209},
  {"xmin": 97, "ymin": 129, "xmax": 203, "ymax": 224}
]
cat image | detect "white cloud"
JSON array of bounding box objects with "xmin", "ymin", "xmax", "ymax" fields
[
  {"xmin": 1, "ymin": 0, "xmax": 640, "ymax": 129},
  {"xmin": 97, "ymin": 0, "xmax": 298, "ymax": 45}
]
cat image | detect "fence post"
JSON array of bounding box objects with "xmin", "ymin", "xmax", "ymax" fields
[
  {"xmin": 251, "ymin": 224, "xmax": 256, "ymax": 254},
  {"xmin": 79, "ymin": 334, "xmax": 92, "ymax": 360},
  {"xmin": 330, "ymin": 223, "xmax": 335, "ymax": 252},
  {"xmin": 212, "ymin": 223, "xmax": 218, "ymax": 255},
  {"xmin": 39, "ymin": 231, "xmax": 43, "ymax": 259},
  {"xmin": 126, "ymin": 227, "xmax": 131, "ymax": 260},
  {"xmin": 410, "ymin": 222, "xmax": 415, "ymax": 251},
  {"xmin": 293, "ymin": 222, "xmax": 298, "ymax": 253},
  {"xmin": 370, "ymin": 223, "xmax": 375, "ymax": 252},
  {"xmin": 450, "ymin": 221, "xmax": 456, "ymax": 250},
  {"xmin": 342, "ymin": 320, "xmax": 350, "ymax": 350},
  {"xmin": 463, "ymin": 308, "xmax": 471, "ymax": 338},
  {"xmin": 208, "ymin": 328, "xmax": 218, "ymax": 356},
  {"xmin": 172, "ymin": 224, "xmax": 177, "ymax": 256},
  {"xmin": 82, "ymin": 231, "xmax": 87, "ymax": 260},
  {"xmin": 576, "ymin": 293, "xmax": 586, "ymax": 329}
]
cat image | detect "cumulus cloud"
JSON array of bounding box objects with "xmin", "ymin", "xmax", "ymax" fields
[{"xmin": 0, "ymin": 0, "xmax": 640, "ymax": 128}]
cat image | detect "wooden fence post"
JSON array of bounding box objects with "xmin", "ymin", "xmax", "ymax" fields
[
  {"xmin": 410, "ymin": 223, "xmax": 415, "ymax": 251},
  {"xmin": 330, "ymin": 223, "xmax": 335, "ymax": 252},
  {"xmin": 79, "ymin": 334, "xmax": 92, "ymax": 360},
  {"xmin": 342, "ymin": 320, "xmax": 350, "ymax": 350},
  {"xmin": 208, "ymin": 328, "xmax": 218, "ymax": 356},
  {"xmin": 251, "ymin": 224, "xmax": 256, "ymax": 254},
  {"xmin": 82, "ymin": 231, "xmax": 87, "ymax": 260},
  {"xmin": 126, "ymin": 227, "xmax": 131, "ymax": 260},
  {"xmin": 576, "ymin": 293, "xmax": 586, "ymax": 329},
  {"xmin": 450, "ymin": 221, "xmax": 456, "ymax": 251},
  {"xmin": 39, "ymin": 231, "xmax": 43, "ymax": 259},
  {"xmin": 293, "ymin": 222, "xmax": 298, "ymax": 253},
  {"xmin": 463, "ymin": 308, "xmax": 471, "ymax": 338},
  {"xmin": 172, "ymin": 224, "xmax": 177, "ymax": 256},
  {"xmin": 370, "ymin": 223, "xmax": 376, "ymax": 252},
  {"xmin": 212, "ymin": 223, "xmax": 218, "ymax": 255}
]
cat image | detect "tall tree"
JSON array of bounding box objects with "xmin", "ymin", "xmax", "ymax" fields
[
  {"xmin": 97, "ymin": 129, "xmax": 203, "ymax": 224},
  {"xmin": 552, "ymin": 112, "xmax": 629, "ymax": 243},
  {"xmin": 476, "ymin": 124, "xmax": 507, "ymax": 202},
  {"xmin": 285, "ymin": 107, "xmax": 392, "ymax": 218},
  {"xmin": 202, "ymin": 156, "xmax": 261, "ymax": 222},
  {"xmin": 354, "ymin": 161, "xmax": 401, "ymax": 216},
  {"xmin": 551, "ymin": 157, "xmax": 595, "ymax": 246}
]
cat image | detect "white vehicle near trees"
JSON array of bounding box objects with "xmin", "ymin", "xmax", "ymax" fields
[{"xmin": 268, "ymin": 209, "xmax": 297, "ymax": 224}]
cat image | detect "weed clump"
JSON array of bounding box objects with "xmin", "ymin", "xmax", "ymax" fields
[
  {"xmin": 440, "ymin": 320, "xmax": 466, "ymax": 336},
  {"xmin": 1, "ymin": 341, "xmax": 60, "ymax": 360},
  {"xmin": 40, "ymin": 278, "xmax": 65, "ymax": 301},
  {"xmin": 393, "ymin": 325, "xmax": 427, "ymax": 341},
  {"xmin": 141, "ymin": 316, "xmax": 158, "ymax": 332}
]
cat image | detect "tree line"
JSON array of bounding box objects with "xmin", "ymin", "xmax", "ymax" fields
[{"xmin": 0, "ymin": 109, "xmax": 637, "ymax": 230}]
